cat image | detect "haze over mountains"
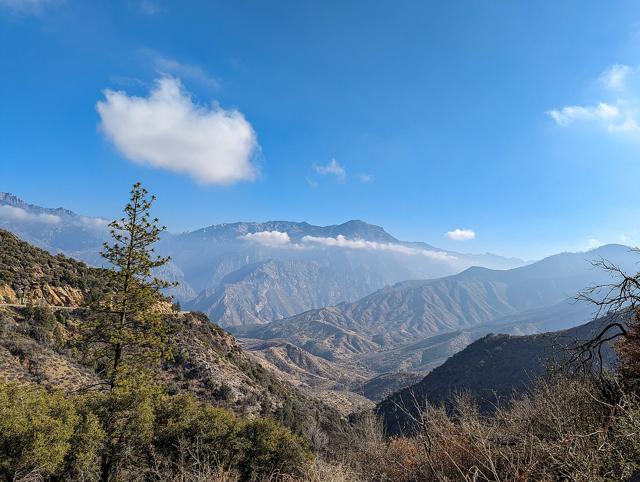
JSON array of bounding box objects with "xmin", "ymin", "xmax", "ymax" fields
[
  {"xmin": 238, "ymin": 244, "xmax": 636, "ymax": 353},
  {"xmin": 3, "ymin": 191, "xmax": 637, "ymax": 401},
  {"xmin": 0, "ymin": 192, "xmax": 524, "ymax": 327},
  {"xmin": 2, "ymin": 190, "xmax": 640, "ymax": 420}
]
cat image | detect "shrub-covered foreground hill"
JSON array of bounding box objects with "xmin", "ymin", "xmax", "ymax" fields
[{"xmin": 0, "ymin": 228, "xmax": 344, "ymax": 436}]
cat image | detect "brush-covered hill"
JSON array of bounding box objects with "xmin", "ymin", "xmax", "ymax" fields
[
  {"xmin": 0, "ymin": 230, "xmax": 345, "ymax": 436},
  {"xmin": 377, "ymin": 313, "xmax": 623, "ymax": 435},
  {"xmin": 0, "ymin": 228, "xmax": 107, "ymax": 306}
]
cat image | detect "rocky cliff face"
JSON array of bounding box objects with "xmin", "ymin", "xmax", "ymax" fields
[{"xmin": 0, "ymin": 282, "xmax": 85, "ymax": 306}]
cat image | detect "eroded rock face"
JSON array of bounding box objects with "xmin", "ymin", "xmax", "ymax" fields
[
  {"xmin": 34, "ymin": 284, "xmax": 85, "ymax": 306},
  {"xmin": 0, "ymin": 285, "xmax": 17, "ymax": 303},
  {"xmin": 0, "ymin": 282, "xmax": 85, "ymax": 306}
]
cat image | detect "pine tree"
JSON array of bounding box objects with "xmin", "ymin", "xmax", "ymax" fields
[{"xmin": 81, "ymin": 182, "xmax": 175, "ymax": 389}]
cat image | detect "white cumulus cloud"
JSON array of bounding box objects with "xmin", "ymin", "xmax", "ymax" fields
[
  {"xmin": 96, "ymin": 77, "xmax": 259, "ymax": 185},
  {"xmin": 312, "ymin": 159, "xmax": 346, "ymax": 183},
  {"xmin": 0, "ymin": 205, "xmax": 61, "ymax": 224},
  {"xmin": 446, "ymin": 229, "xmax": 476, "ymax": 241}
]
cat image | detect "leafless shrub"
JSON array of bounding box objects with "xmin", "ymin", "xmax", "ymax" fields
[{"xmin": 333, "ymin": 376, "xmax": 640, "ymax": 482}]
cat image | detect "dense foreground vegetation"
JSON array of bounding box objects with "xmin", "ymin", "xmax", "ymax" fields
[
  {"xmin": 0, "ymin": 381, "xmax": 311, "ymax": 481},
  {"xmin": 4, "ymin": 373, "xmax": 639, "ymax": 481}
]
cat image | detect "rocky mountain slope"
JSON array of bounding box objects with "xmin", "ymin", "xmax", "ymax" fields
[
  {"xmin": 230, "ymin": 245, "xmax": 634, "ymax": 398},
  {"xmin": 232, "ymin": 300, "xmax": 598, "ymax": 402},
  {"xmin": 377, "ymin": 313, "xmax": 623, "ymax": 435},
  {"xmin": 239, "ymin": 244, "xmax": 634, "ymax": 360}
]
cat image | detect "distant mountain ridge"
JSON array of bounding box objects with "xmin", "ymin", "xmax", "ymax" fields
[
  {"xmin": 191, "ymin": 219, "xmax": 401, "ymax": 244},
  {"xmin": 236, "ymin": 244, "xmax": 636, "ymax": 378},
  {"xmin": 0, "ymin": 192, "xmax": 525, "ymax": 327},
  {"xmin": 0, "ymin": 192, "xmax": 109, "ymax": 257}
]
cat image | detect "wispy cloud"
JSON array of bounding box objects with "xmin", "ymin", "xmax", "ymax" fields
[
  {"xmin": 137, "ymin": 0, "xmax": 165, "ymax": 15},
  {"xmin": 358, "ymin": 173, "xmax": 374, "ymax": 183},
  {"xmin": 0, "ymin": 205, "xmax": 61, "ymax": 224},
  {"xmin": 140, "ymin": 49, "xmax": 219, "ymax": 90},
  {"xmin": 446, "ymin": 228, "xmax": 476, "ymax": 241},
  {"xmin": 312, "ymin": 158, "xmax": 347, "ymax": 183},
  {"xmin": 547, "ymin": 64, "xmax": 640, "ymax": 133},
  {"xmin": 619, "ymin": 234, "xmax": 639, "ymax": 247},
  {"xmin": 547, "ymin": 103, "xmax": 620, "ymax": 127},
  {"xmin": 305, "ymin": 177, "xmax": 318, "ymax": 188},
  {"xmin": 0, "ymin": 0, "xmax": 54, "ymax": 14},
  {"xmin": 586, "ymin": 238, "xmax": 604, "ymax": 250},
  {"xmin": 96, "ymin": 77, "xmax": 259, "ymax": 185},
  {"xmin": 600, "ymin": 64, "xmax": 632, "ymax": 91},
  {"xmin": 79, "ymin": 216, "xmax": 109, "ymax": 228}
]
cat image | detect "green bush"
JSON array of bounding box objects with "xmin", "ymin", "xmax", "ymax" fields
[
  {"xmin": 0, "ymin": 383, "xmax": 78, "ymax": 479},
  {"xmin": 154, "ymin": 393, "xmax": 242, "ymax": 468},
  {"xmin": 238, "ymin": 418, "xmax": 312, "ymax": 481},
  {"xmin": 0, "ymin": 381, "xmax": 313, "ymax": 481}
]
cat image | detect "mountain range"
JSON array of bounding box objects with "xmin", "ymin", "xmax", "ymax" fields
[
  {"xmin": 0, "ymin": 192, "xmax": 524, "ymax": 328},
  {"xmin": 0, "ymin": 228, "xmax": 346, "ymax": 433},
  {"xmin": 235, "ymin": 244, "xmax": 635, "ymax": 364},
  {"xmin": 2, "ymin": 191, "xmax": 637, "ymax": 407}
]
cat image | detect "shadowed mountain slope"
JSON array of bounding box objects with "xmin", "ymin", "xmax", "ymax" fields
[{"xmin": 377, "ymin": 314, "xmax": 623, "ymax": 435}]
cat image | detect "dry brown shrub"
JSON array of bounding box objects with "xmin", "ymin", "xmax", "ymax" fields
[{"xmin": 332, "ymin": 376, "xmax": 640, "ymax": 482}]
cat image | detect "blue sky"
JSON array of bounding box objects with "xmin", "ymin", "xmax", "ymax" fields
[{"xmin": 2, "ymin": 0, "xmax": 640, "ymax": 259}]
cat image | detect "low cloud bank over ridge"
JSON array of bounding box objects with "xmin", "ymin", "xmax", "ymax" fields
[
  {"xmin": 242, "ymin": 230, "xmax": 455, "ymax": 260},
  {"xmin": 0, "ymin": 205, "xmax": 61, "ymax": 224}
]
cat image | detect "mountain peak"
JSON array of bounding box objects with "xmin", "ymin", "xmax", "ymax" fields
[
  {"xmin": 0, "ymin": 192, "xmax": 27, "ymax": 208},
  {"xmin": 0, "ymin": 192, "xmax": 76, "ymax": 217},
  {"xmin": 192, "ymin": 219, "xmax": 398, "ymax": 243},
  {"xmin": 322, "ymin": 220, "xmax": 397, "ymax": 243}
]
